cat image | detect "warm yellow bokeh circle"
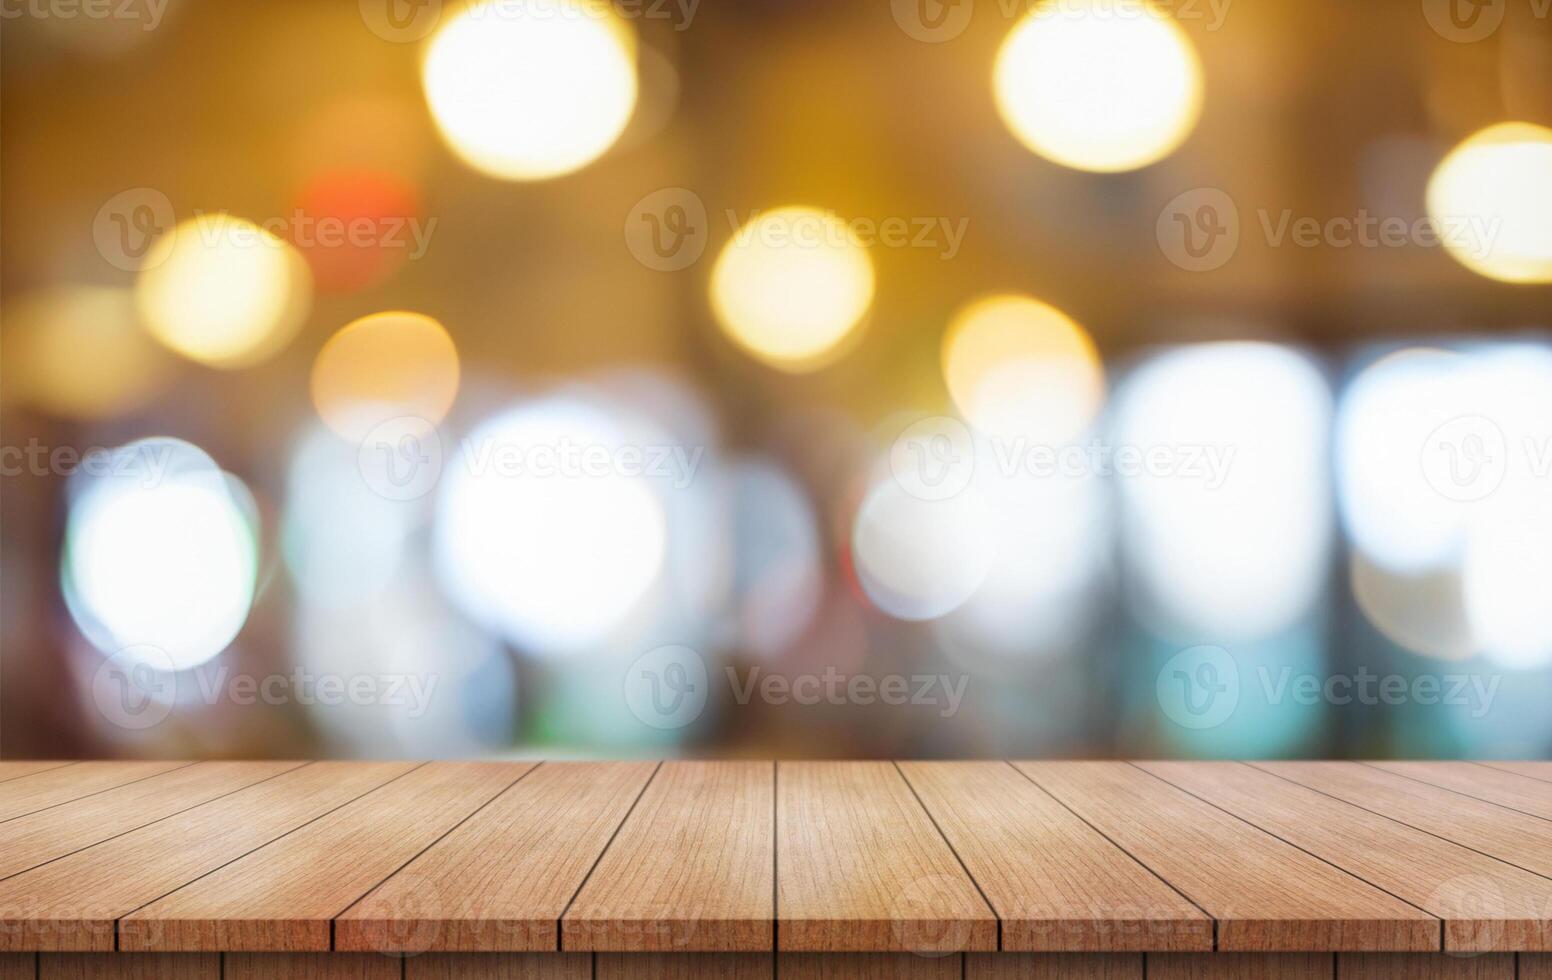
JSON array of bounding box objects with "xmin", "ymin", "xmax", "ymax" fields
[
  {"xmin": 135, "ymin": 214, "xmax": 312, "ymax": 369},
  {"xmin": 710, "ymin": 206, "xmax": 876, "ymax": 372},
  {"xmin": 993, "ymin": 0, "xmax": 1203, "ymax": 173},
  {"xmin": 1426, "ymin": 121, "xmax": 1552, "ymax": 284},
  {"xmin": 311, "ymin": 311, "xmax": 461, "ymax": 442}
]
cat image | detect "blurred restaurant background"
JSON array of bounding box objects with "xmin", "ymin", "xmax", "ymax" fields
[{"xmin": 2, "ymin": 0, "xmax": 1551, "ymax": 761}]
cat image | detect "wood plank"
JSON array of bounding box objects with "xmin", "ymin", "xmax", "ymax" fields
[
  {"xmin": 776, "ymin": 762, "xmax": 996, "ymax": 954},
  {"xmin": 121, "ymin": 762, "xmax": 529, "ymax": 952},
  {"xmin": 1145, "ymin": 954, "xmax": 1333, "ymax": 979},
  {"xmin": 1524, "ymin": 953, "xmax": 1552, "ymax": 978},
  {"xmin": 339, "ymin": 761, "xmax": 655, "ymax": 953},
  {"xmin": 596, "ymin": 953, "xmax": 770, "ymax": 979},
  {"xmin": 223, "ymin": 953, "xmax": 397, "ymax": 979},
  {"xmin": 1336, "ymin": 953, "xmax": 1514, "ymax": 978},
  {"xmin": 778, "ymin": 953, "xmax": 961, "ymax": 978},
  {"xmin": 0, "ymin": 761, "xmax": 416, "ymax": 952},
  {"xmin": 899, "ymin": 762, "xmax": 1210, "ymax": 952},
  {"xmin": 0, "ymin": 764, "xmax": 73, "ymax": 784},
  {"xmin": 966, "ymin": 952, "xmax": 1142, "ymax": 978},
  {"xmin": 1254, "ymin": 763, "xmax": 1552, "ymax": 879},
  {"xmin": 563, "ymin": 762, "xmax": 772, "ymax": 953},
  {"xmin": 0, "ymin": 763, "xmax": 189, "ymax": 823},
  {"xmin": 0, "ymin": 953, "xmax": 31, "ymax": 980},
  {"xmin": 407, "ymin": 952, "xmax": 592, "ymax": 979},
  {"xmin": 38, "ymin": 953, "xmax": 217, "ymax": 979},
  {"xmin": 1137, "ymin": 762, "xmax": 1552, "ymax": 952},
  {"xmin": 0, "ymin": 762, "xmax": 303, "ymax": 880},
  {"xmin": 1481, "ymin": 763, "xmax": 1552, "ymax": 784},
  {"xmin": 1365, "ymin": 762, "xmax": 1552, "ymax": 821},
  {"xmin": 1014, "ymin": 763, "xmax": 1437, "ymax": 951}
]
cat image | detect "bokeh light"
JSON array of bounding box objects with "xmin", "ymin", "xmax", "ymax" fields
[
  {"xmin": 5, "ymin": 286, "xmax": 172, "ymax": 419},
  {"xmin": 710, "ymin": 207, "xmax": 876, "ymax": 371},
  {"xmin": 433, "ymin": 392, "xmax": 668, "ymax": 655},
  {"xmin": 1426, "ymin": 122, "xmax": 1552, "ymax": 284},
  {"xmin": 993, "ymin": 0, "xmax": 1204, "ymax": 172},
  {"xmin": 422, "ymin": 0, "xmax": 639, "ymax": 181},
  {"xmin": 310, "ymin": 311, "xmax": 461, "ymax": 443},
  {"xmin": 941, "ymin": 294, "xmax": 1104, "ymax": 444},
  {"xmin": 291, "ymin": 169, "xmax": 424, "ymax": 292},
  {"xmin": 135, "ymin": 214, "xmax": 312, "ymax": 368},
  {"xmin": 62, "ymin": 438, "xmax": 258, "ymax": 671},
  {"xmin": 1112, "ymin": 343, "xmax": 1332, "ymax": 641},
  {"xmin": 851, "ymin": 478, "xmax": 994, "ymax": 622}
]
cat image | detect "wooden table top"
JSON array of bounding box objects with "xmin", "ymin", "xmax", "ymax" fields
[{"xmin": 0, "ymin": 760, "xmax": 1548, "ymax": 957}]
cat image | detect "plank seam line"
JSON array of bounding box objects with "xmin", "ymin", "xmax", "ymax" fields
[
  {"xmin": 1132, "ymin": 763, "xmax": 1442, "ymax": 947},
  {"xmin": 0, "ymin": 763, "xmax": 79, "ymax": 787},
  {"xmin": 1004, "ymin": 761, "xmax": 1216, "ymax": 944},
  {"xmin": 326, "ymin": 760, "xmax": 547, "ymax": 944},
  {"xmin": 0, "ymin": 762, "xmax": 201, "ymax": 827},
  {"xmin": 0, "ymin": 761, "xmax": 312, "ymax": 885},
  {"xmin": 1358, "ymin": 762, "xmax": 1552, "ymax": 825},
  {"xmin": 112, "ymin": 761, "xmax": 432, "ymax": 943},
  {"xmin": 771, "ymin": 760, "xmax": 778, "ymax": 974},
  {"xmin": 555, "ymin": 759, "xmax": 664, "ymax": 950},
  {"xmin": 1246, "ymin": 761, "xmax": 1552, "ymax": 887},
  {"xmin": 1476, "ymin": 763, "xmax": 1552, "ymax": 787},
  {"xmin": 892, "ymin": 762, "xmax": 1001, "ymax": 949}
]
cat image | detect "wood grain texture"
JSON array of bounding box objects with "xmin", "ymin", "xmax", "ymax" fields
[
  {"xmin": 1015, "ymin": 763, "xmax": 1437, "ymax": 952},
  {"xmin": 596, "ymin": 953, "xmax": 770, "ymax": 979},
  {"xmin": 339, "ymin": 761, "xmax": 655, "ymax": 953},
  {"xmin": 563, "ymin": 762, "xmax": 772, "ymax": 953},
  {"xmin": 1138, "ymin": 761, "xmax": 1552, "ymax": 952},
  {"xmin": 966, "ymin": 953, "xmax": 1142, "ymax": 978},
  {"xmin": 1523, "ymin": 954, "xmax": 1552, "ymax": 978},
  {"xmin": 223, "ymin": 953, "xmax": 397, "ymax": 979},
  {"xmin": 776, "ymin": 762, "xmax": 996, "ymax": 954},
  {"xmin": 0, "ymin": 761, "xmax": 416, "ymax": 952},
  {"xmin": 899, "ymin": 762, "xmax": 1210, "ymax": 952},
  {"xmin": 0, "ymin": 762, "xmax": 303, "ymax": 881},
  {"xmin": 1335, "ymin": 953, "xmax": 1513, "ymax": 978},
  {"xmin": 0, "ymin": 953, "xmax": 32, "ymax": 980},
  {"xmin": 1146, "ymin": 954, "xmax": 1333, "ymax": 979},
  {"xmin": 0, "ymin": 764, "xmax": 73, "ymax": 784},
  {"xmin": 38, "ymin": 953, "xmax": 217, "ymax": 979},
  {"xmin": 0, "ymin": 763, "xmax": 189, "ymax": 823},
  {"xmin": 121, "ymin": 762, "xmax": 528, "ymax": 952},
  {"xmin": 1254, "ymin": 762, "xmax": 1552, "ymax": 879},
  {"xmin": 778, "ymin": 953, "xmax": 961, "ymax": 978},
  {"xmin": 406, "ymin": 952, "xmax": 592, "ymax": 979},
  {"xmin": 1480, "ymin": 763, "xmax": 1552, "ymax": 784},
  {"xmin": 1365, "ymin": 762, "xmax": 1552, "ymax": 821}
]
